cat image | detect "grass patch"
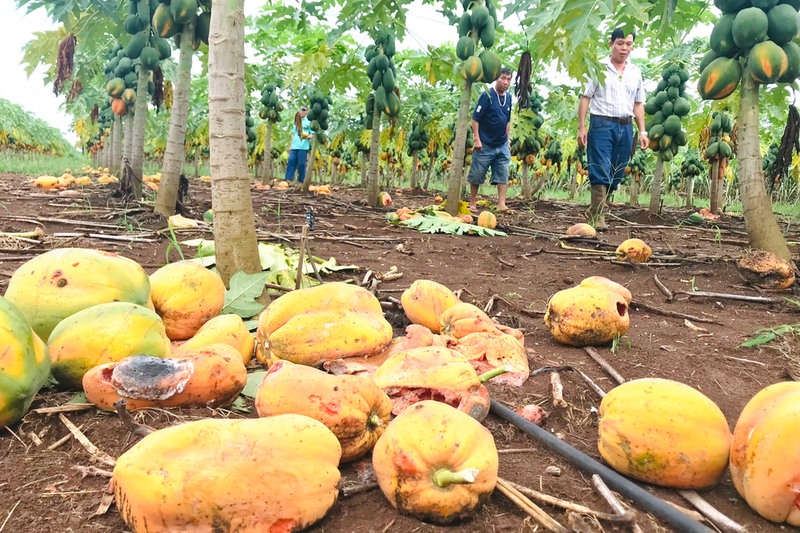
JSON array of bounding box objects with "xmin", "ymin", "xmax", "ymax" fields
[{"xmin": 0, "ymin": 151, "xmax": 94, "ymax": 177}]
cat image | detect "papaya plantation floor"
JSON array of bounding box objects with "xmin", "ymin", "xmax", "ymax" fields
[{"xmin": 0, "ymin": 173, "xmax": 798, "ymax": 533}]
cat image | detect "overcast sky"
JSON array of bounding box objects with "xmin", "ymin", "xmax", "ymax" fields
[{"xmin": 0, "ymin": 1, "xmax": 533, "ymax": 146}]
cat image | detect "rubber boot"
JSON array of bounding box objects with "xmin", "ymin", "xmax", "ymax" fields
[{"xmin": 587, "ymin": 184, "xmax": 608, "ymax": 231}]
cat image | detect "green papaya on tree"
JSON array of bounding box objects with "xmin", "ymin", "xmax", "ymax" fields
[
  {"xmin": 456, "ymin": 36, "xmax": 475, "ymax": 61},
  {"xmin": 778, "ymin": 41, "xmax": 800, "ymax": 82},
  {"xmin": 461, "ymin": 56, "xmax": 483, "ymax": 82},
  {"xmin": 766, "ymin": 4, "xmax": 799, "ymax": 45},
  {"xmin": 152, "ymin": 3, "xmax": 178, "ymax": 38},
  {"xmin": 748, "ymin": 41, "xmax": 788, "ymax": 83},
  {"xmin": 127, "ymin": 31, "xmax": 148, "ymax": 59},
  {"xmin": 140, "ymin": 47, "xmax": 160, "ymax": 70},
  {"xmin": 196, "ymin": 11, "xmax": 210, "ymax": 44},
  {"xmin": 731, "ymin": 8, "xmax": 768, "ymax": 50},
  {"xmin": 170, "ymin": 0, "xmax": 198, "ymax": 24},
  {"xmin": 698, "ymin": 57, "xmax": 743, "ymax": 99},
  {"xmin": 478, "ymin": 50, "xmax": 501, "ymax": 83}
]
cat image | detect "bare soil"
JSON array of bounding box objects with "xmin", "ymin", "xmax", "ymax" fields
[{"xmin": 0, "ymin": 173, "xmax": 798, "ymax": 533}]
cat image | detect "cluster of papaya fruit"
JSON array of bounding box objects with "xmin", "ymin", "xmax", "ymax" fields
[
  {"xmin": 510, "ymin": 90, "xmax": 546, "ymax": 162},
  {"xmin": 762, "ymin": 142, "xmax": 780, "ymax": 180},
  {"xmin": 307, "ymin": 92, "xmax": 332, "ymax": 144},
  {"xmin": 258, "ymin": 82, "xmax": 284, "ymax": 122},
  {"xmin": 106, "ymin": 0, "xmax": 175, "ymax": 116},
  {"xmin": 681, "ymin": 148, "xmax": 706, "ymax": 179},
  {"xmin": 704, "ymin": 111, "xmax": 735, "ymax": 160},
  {"xmin": 152, "ymin": 0, "xmax": 210, "ymax": 46},
  {"xmin": 456, "ymin": 0, "xmax": 502, "ymax": 83},
  {"xmin": 244, "ymin": 105, "xmax": 257, "ymax": 149},
  {"xmin": 449, "ymin": 123, "xmax": 474, "ymax": 164},
  {"xmin": 407, "ymin": 110, "xmax": 430, "ymax": 156},
  {"xmin": 700, "ymin": 0, "xmax": 800, "ymax": 100},
  {"xmin": 644, "ymin": 62, "xmax": 691, "ymax": 162},
  {"xmin": 365, "ymin": 28, "xmax": 401, "ymax": 122},
  {"xmin": 625, "ymin": 149, "xmax": 648, "ymax": 178},
  {"xmin": 541, "ymin": 138, "xmax": 563, "ymax": 171}
]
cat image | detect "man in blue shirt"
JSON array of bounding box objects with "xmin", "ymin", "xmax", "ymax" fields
[{"xmin": 467, "ymin": 67, "xmax": 513, "ymax": 213}]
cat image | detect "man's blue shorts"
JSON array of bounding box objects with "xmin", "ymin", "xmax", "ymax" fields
[{"xmin": 467, "ymin": 143, "xmax": 510, "ymax": 186}]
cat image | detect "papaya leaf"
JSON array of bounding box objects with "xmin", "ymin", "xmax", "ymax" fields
[
  {"xmin": 399, "ymin": 215, "xmax": 507, "ymax": 237},
  {"xmin": 243, "ymin": 320, "xmax": 258, "ymax": 332},
  {"xmin": 740, "ymin": 332, "xmax": 777, "ymax": 347},
  {"xmin": 68, "ymin": 392, "xmax": 88, "ymax": 404},
  {"xmin": 231, "ymin": 396, "xmax": 251, "ymax": 413},
  {"xmin": 222, "ymin": 270, "xmax": 269, "ymax": 318},
  {"xmin": 241, "ymin": 371, "xmax": 268, "ymax": 399}
]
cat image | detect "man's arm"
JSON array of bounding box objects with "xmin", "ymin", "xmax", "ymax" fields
[
  {"xmin": 506, "ymin": 120, "xmax": 511, "ymax": 146},
  {"xmin": 577, "ymin": 96, "xmax": 591, "ymax": 148},
  {"xmin": 633, "ymin": 101, "xmax": 648, "ymax": 150},
  {"xmin": 471, "ymin": 119, "xmax": 482, "ymax": 150}
]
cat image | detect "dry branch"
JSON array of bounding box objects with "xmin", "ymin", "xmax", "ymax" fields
[
  {"xmin": 114, "ymin": 399, "xmax": 154, "ymax": 437},
  {"xmin": 583, "ymin": 347, "xmax": 625, "ymax": 385},
  {"xmin": 630, "ymin": 300, "xmax": 719, "ymax": 324},
  {"xmin": 30, "ymin": 403, "xmax": 94, "ymax": 415},
  {"xmin": 653, "ymin": 273, "xmax": 673, "ymax": 300},
  {"xmin": 550, "ymin": 372, "xmax": 568, "ymax": 408},
  {"xmin": 677, "ymin": 290, "xmax": 779, "ymax": 304},
  {"xmin": 506, "ymin": 479, "xmax": 635, "ymax": 522},
  {"xmin": 58, "ymin": 414, "xmax": 117, "ymax": 467},
  {"xmin": 496, "ymin": 478, "xmax": 569, "ymax": 533},
  {"xmin": 592, "ymin": 475, "xmax": 644, "ymax": 533},
  {"xmin": 678, "ymin": 490, "xmax": 747, "ymax": 533}
]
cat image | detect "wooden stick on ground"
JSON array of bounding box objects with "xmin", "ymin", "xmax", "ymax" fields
[
  {"xmin": 678, "ymin": 490, "xmax": 748, "ymax": 533},
  {"xmin": 592, "ymin": 475, "xmax": 645, "ymax": 533},
  {"xmin": 30, "ymin": 403, "xmax": 94, "ymax": 415},
  {"xmin": 0, "ymin": 500, "xmax": 20, "ymax": 533},
  {"xmin": 676, "ymin": 290, "xmax": 779, "ymax": 304},
  {"xmin": 496, "ymin": 478, "xmax": 569, "ymax": 533},
  {"xmin": 653, "ymin": 273, "xmax": 673, "ymax": 301},
  {"xmin": 295, "ymin": 225, "xmax": 309, "ymax": 290},
  {"xmin": 631, "ymin": 300, "xmax": 720, "ymax": 324},
  {"xmin": 506, "ymin": 479, "xmax": 635, "ymax": 522},
  {"xmin": 550, "ymin": 373, "xmax": 568, "ymax": 408},
  {"xmin": 583, "ymin": 347, "xmax": 625, "ymax": 385},
  {"xmin": 75, "ymin": 465, "xmax": 113, "ymax": 478},
  {"xmin": 304, "ymin": 239, "xmax": 323, "ymax": 284},
  {"xmin": 58, "ymin": 414, "xmax": 117, "ymax": 468}
]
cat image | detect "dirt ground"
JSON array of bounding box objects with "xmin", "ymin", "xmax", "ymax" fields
[{"xmin": 0, "ymin": 173, "xmax": 798, "ymax": 533}]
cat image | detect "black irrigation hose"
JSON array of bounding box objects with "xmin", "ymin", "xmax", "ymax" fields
[{"xmin": 489, "ymin": 400, "xmax": 714, "ymax": 533}]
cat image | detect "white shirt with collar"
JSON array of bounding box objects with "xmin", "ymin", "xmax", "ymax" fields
[{"xmin": 582, "ymin": 57, "xmax": 646, "ymax": 119}]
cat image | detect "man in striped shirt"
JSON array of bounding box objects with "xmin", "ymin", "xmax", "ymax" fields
[{"xmin": 577, "ymin": 28, "xmax": 649, "ymax": 230}]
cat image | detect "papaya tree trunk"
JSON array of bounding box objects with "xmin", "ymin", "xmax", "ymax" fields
[
  {"xmin": 630, "ymin": 173, "xmax": 639, "ymax": 206},
  {"xmin": 709, "ymin": 158, "xmax": 722, "ymax": 214},
  {"xmin": 568, "ymin": 168, "xmax": 578, "ymax": 200},
  {"xmin": 208, "ymin": 0, "xmax": 263, "ymax": 285},
  {"xmin": 367, "ymin": 111, "xmax": 382, "ymax": 205},
  {"xmin": 423, "ymin": 159, "xmax": 434, "ymax": 189},
  {"xmin": 131, "ymin": 64, "xmax": 150, "ymax": 200},
  {"xmin": 410, "ymin": 152, "xmax": 419, "ymax": 189},
  {"xmin": 194, "ymin": 151, "xmax": 200, "ymax": 178},
  {"xmin": 302, "ymin": 136, "xmax": 319, "ymax": 192},
  {"xmin": 263, "ymin": 121, "xmax": 273, "ymax": 185},
  {"xmin": 685, "ymin": 176, "xmax": 694, "ymax": 208},
  {"xmin": 155, "ymin": 23, "xmax": 194, "ymax": 217},
  {"xmin": 447, "ymin": 82, "xmax": 473, "ymax": 216},
  {"xmin": 648, "ymin": 155, "xmax": 665, "ymax": 215},
  {"xmin": 737, "ymin": 74, "xmax": 791, "ymax": 261},
  {"xmin": 360, "ymin": 151, "xmax": 367, "ymax": 187},
  {"xmin": 112, "ymin": 115, "xmax": 122, "ymax": 178},
  {"xmin": 531, "ymin": 166, "xmax": 548, "ymax": 196},
  {"xmin": 521, "ymin": 160, "xmax": 531, "ymax": 200},
  {"xmin": 123, "ymin": 113, "xmax": 133, "ymax": 168}
]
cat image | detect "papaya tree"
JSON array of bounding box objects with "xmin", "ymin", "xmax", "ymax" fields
[
  {"xmin": 696, "ymin": 0, "xmax": 797, "ymax": 260},
  {"xmin": 699, "ymin": 111, "xmax": 734, "ymax": 213},
  {"xmin": 364, "ymin": 28, "xmax": 401, "ymax": 204},
  {"xmin": 644, "ymin": 61, "xmax": 691, "ymax": 214},
  {"xmin": 535, "ymin": 138, "xmax": 563, "ymax": 195},
  {"xmin": 681, "ymin": 148, "xmax": 705, "ymax": 207},
  {"xmin": 510, "ymin": 108, "xmax": 544, "ymax": 201},
  {"xmin": 407, "ymin": 107, "xmax": 431, "ymax": 189},
  {"xmin": 257, "ymin": 81, "xmax": 283, "ymax": 185},
  {"xmin": 207, "ymin": 0, "xmax": 262, "ymax": 284},
  {"xmin": 447, "ymin": 0, "xmax": 502, "ymax": 216},
  {"xmin": 626, "ymin": 149, "xmax": 648, "ymax": 206},
  {"xmin": 154, "ymin": 0, "xmax": 211, "ymax": 216},
  {"xmin": 302, "ymin": 91, "xmax": 332, "ymax": 191}
]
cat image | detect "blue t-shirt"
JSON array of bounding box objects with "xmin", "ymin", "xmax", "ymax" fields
[
  {"xmin": 472, "ymin": 88, "xmax": 512, "ymax": 147},
  {"xmin": 290, "ymin": 117, "xmax": 312, "ymax": 151}
]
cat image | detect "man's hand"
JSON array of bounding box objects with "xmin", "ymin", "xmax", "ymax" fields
[
  {"xmin": 639, "ymin": 132, "xmax": 649, "ymax": 151},
  {"xmin": 473, "ymin": 138, "xmax": 483, "ymax": 151},
  {"xmin": 577, "ymin": 127, "xmax": 588, "ymax": 148}
]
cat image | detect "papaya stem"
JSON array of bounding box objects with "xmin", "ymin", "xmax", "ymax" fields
[
  {"xmin": 432, "ymin": 467, "xmax": 479, "ymax": 488},
  {"xmin": 558, "ymin": 241, "xmax": 613, "ymax": 255},
  {"xmin": 479, "ymin": 365, "xmax": 513, "ymax": 383},
  {"xmin": 368, "ymin": 413, "xmax": 383, "ymax": 427}
]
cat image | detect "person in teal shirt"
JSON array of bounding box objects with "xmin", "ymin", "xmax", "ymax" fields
[{"xmin": 285, "ymin": 106, "xmax": 314, "ymax": 183}]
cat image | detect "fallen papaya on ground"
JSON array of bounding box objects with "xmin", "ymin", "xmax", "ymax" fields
[{"xmin": 82, "ymin": 344, "xmax": 247, "ymax": 410}]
